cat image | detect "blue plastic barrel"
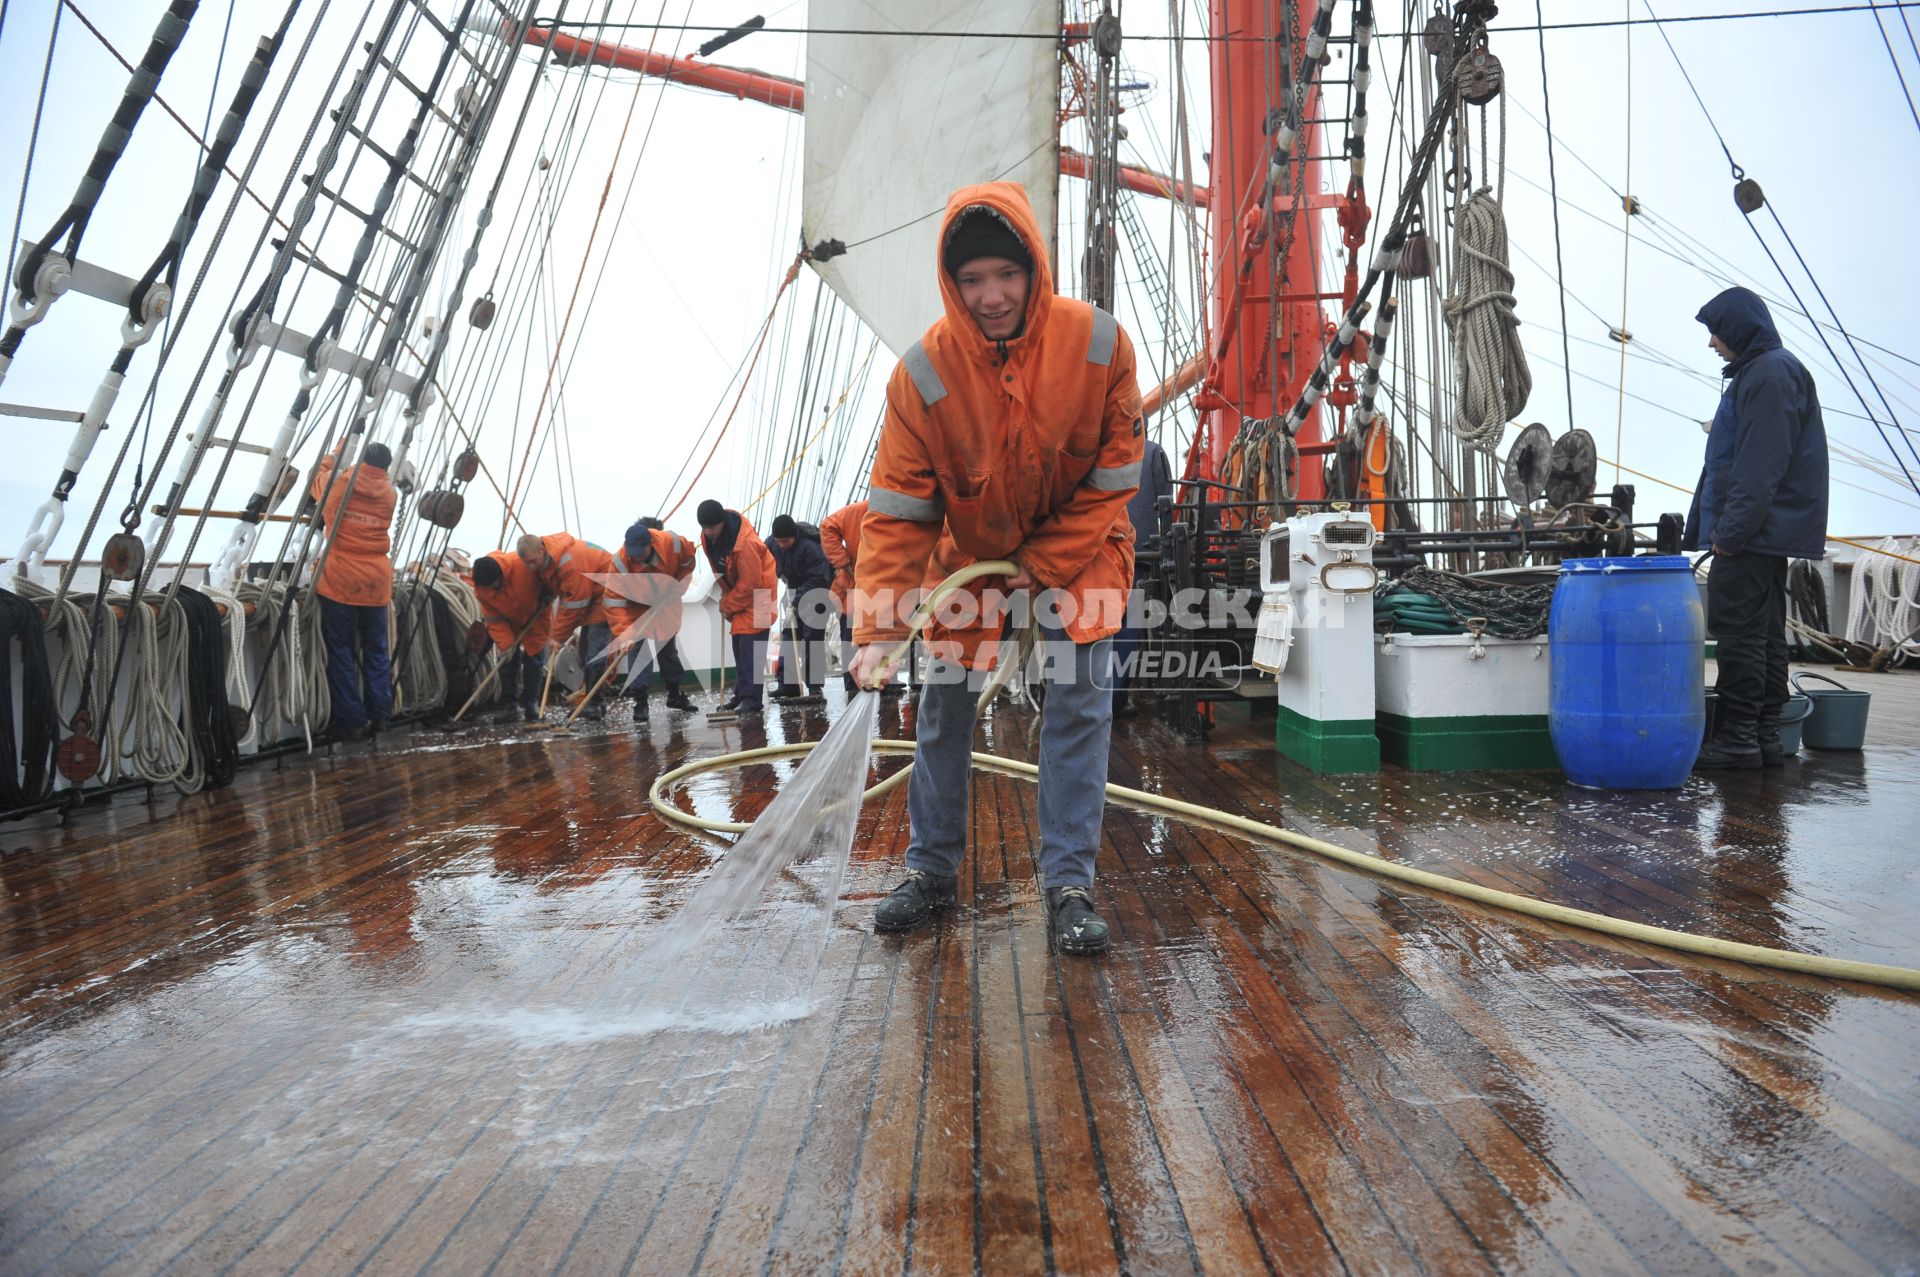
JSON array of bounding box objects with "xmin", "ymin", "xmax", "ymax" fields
[{"xmin": 1549, "ymin": 555, "xmax": 1705, "ymax": 789}]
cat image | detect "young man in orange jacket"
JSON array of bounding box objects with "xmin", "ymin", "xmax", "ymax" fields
[
  {"xmin": 604, "ymin": 519, "xmax": 700, "ymax": 719},
  {"xmin": 469, "ymin": 550, "xmax": 551, "ymax": 723},
  {"xmin": 698, "ymin": 500, "xmax": 778, "ymax": 714},
  {"xmin": 848, "ymin": 182, "xmax": 1144, "ymax": 955},
  {"xmin": 311, "ymin": 440, "xmax": 397, "ymax": 740}
]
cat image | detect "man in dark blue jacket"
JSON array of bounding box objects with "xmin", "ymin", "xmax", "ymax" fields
[
  {"xmin": 1684, "ymin": 286, "xmax": 1828, "ymax": 769},
  {"xmin": 768, "ymin": 513, "xmax": 835, "ymax": 701}
]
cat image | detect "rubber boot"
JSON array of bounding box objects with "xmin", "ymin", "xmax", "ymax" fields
[
  {"xmin": 1046, "ymin": 886, "xmax": 1111, "ymax": 954},
  {"xmin": 665, "ymin": 687, "xmax": 697, "ymax": 713},
  {"xmin": 1757, "ymin": 702, "xmax": 1785, "ymax": 766},
  {"xmin": 873, "ymin": 870, "xmax": 957, "ymax": 932},
  {"xmin": 631, "ymin": 691, "xmax": 650, "ymax": 724},
  {"xmin": 1696, "ymin": 713, "xmax": 1763, "ymax": 770}
]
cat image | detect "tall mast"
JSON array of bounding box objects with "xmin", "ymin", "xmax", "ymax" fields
[{"xmin": 1194, "ymin": 0, "xmax": 1354, "ymax": 500}]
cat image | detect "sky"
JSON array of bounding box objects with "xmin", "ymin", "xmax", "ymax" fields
[{"xmin": 1, "ymin": 0, "xmax": 1917, "ymax": 578}]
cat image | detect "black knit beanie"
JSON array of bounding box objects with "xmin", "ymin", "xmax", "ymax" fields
[
  {"xmin": 696, "ymin": 499, "xmax": 726, "ymax": 528},
  {"xmin": 943, "ymin": 207, "xmax": 1032, "ymax": 277},
  {"xmin": 770, "ymin": 514, "xmax": 797, "ymax": 539}
]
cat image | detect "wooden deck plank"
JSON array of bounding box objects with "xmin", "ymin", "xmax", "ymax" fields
[{"xmin": 2, "ymin": 692, "xmax": 1917, "ymax": 1275}]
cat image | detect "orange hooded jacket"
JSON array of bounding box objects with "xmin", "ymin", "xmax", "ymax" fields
[
  {"xmin": 469, "ymin": 550, "xmax": 551, "ymax": 656},
  {"xmin": 852, "ymin": 182, "xmax": 1144, "ymax": 667},
  {"xmin": 820, "ymin": 500, "xmax": 867, "ymax": 610},
  {"xmin": 604, "ymin": 527, "xmax": 697, "ymax": 650},
  {"xmin": 700, "ymin": 510, "xmax": 778, "ymax": 635},
  {"xmin": 528, "ymin": 531, "xmax": 613, "ymax": 648},
  {"xmin": 310, "ymin": 445, "xmax": 396, "ymax": 608}
]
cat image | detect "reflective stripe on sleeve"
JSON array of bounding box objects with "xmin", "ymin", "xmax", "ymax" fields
[
  {"xmin": 868, "ymin": 485, "xmax": 944, "ymax": 522},
  {"xmin": 1086, "ymin": 307, "xmax": 1118, "ymax": 367},
  {"xmin": 1088, "ymin": 459, "xmax": 1143, "ymax": 490},
  {"xmin": 903, "ymin": 342, "xmax": 948, "ymax": 407}
]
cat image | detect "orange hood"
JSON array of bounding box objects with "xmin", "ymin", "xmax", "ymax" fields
[{"xmin": 934, "ymin": 181, "xmax": 1055, "ymax": 364}]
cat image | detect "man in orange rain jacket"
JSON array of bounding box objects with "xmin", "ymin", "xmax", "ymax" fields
[
  {"xmin": 311, "ymin": 439, "xmax": 398, "ymax": 740},
  {"xmin": 696, "ymin": 499, "xmax": 778, "ymax": 715},
  {"xmin": 820, "ymin": 499, "xmax": 883, "ymax": 697},
  {"xmin": 848, "ymin": 181, "xmax": 1144, "ymax": 955},
  {"xmin": 517, "ymin": 531, "xmax": 616, "ymax": 721},
  {"xmin": 468, "ymin": 550, "xmax": 551, "ymax": 724},
  {"xmin": 600, "ymin": 519, "xmax": 700, "ymax": 721}
]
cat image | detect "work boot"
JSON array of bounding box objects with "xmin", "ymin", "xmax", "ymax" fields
[
  {"xmin": 1046, "ymin": 886, "xmax": 1111, "ymax": 955},
  {"xmin": 1695, "ymin": 714, "xmax": 1763, "ymax": 771},
  {"xmin": 631, "ymin": 692, "xmax": 650, "ymax": 723},
  {"xmin": 579, "ymin": 700, "xmax": 606, "ymax": 723},
  {"xmin": 873, "ymin": 869, "xmax": 957, "ymax": 932},
  {"xmin": 770, "ymin": 685, "xmax": 802, "ymax": 700},
  {"xmin": 1757, "ymin": 702, "xmax": 1786, "ymax": 766},
  {"xmin": 665, "ymin": 688, "xmax": 697, "ymax": 712},
  {"xmin": 488, "ymin": 703, "xmax": 520, "ymax": 726},
  {"xmin": 520, "ymin": 701, "xmax": 540, "ymax": 723}
]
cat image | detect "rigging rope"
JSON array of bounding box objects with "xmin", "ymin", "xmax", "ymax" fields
[{"xmin": 1444, "ymin": 189, "xmax": 1530, "ymax": 451}]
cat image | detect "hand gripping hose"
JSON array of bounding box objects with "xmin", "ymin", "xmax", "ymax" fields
[{"xmin": 649, "ymin": 562, "xmax": 1920, "ymax": 992}]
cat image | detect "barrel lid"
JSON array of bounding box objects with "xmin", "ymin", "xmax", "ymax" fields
[{"xmin": 1558, "ymin": 554, "xmax": 1694, "ymax": 575}]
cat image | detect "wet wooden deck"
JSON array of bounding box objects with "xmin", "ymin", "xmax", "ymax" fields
[{"xmin": 3, "ymin": 685, "xmax": 1919, "ymax": 1275}]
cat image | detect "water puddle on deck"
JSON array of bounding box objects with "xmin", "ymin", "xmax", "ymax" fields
[{"xmin": 398, "ymin": 693, "xmax": 881, "ymax": 1047}]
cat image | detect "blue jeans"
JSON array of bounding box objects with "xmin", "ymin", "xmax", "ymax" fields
[
  {"xmin": 906, "ymin": 619, "xmax": 1113, "ymax": 889},
  {"xmin": 498, "ymin": 649, "xmax": 542, "ymax": 705},
  {"xmin": 579, "ymin": 621, "xmax": 612, "ymax": 691},
  {"xmin": 320, "ymin": 598, "xmax": 392, "ymax": 731},
  {"xmin": 730, "ymin": 629, "xmax": 767, "ymax": 708}
]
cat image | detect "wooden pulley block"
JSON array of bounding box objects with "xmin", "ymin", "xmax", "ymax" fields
[
  {"xmin": 466, "ymin": 620, "xmax": 490, "ymax": 655},
  {"xmin": 1457, "ymin": 45, "xmax": 1504, "ymax": 105},
  {"xmin": 101, "ymin": 530, "xmax": 146, "ymax": 581},
  {"xmin": 270, "ymin": 462, "xmax": 301, "ymax": 511},
  {"xmin": 56, "ymin": 732, "xmax": 102, "ymax": 783},
  {"xmin": 227, "ymin": 703, "xmax": 252, "ymax": 739},
  {"xmin": 417, "ymin": 490, "xmax": 465, "ymax": 529},
  {"xmin": 469, "ymin": 292, "xmax": 497, "ymax": 330},
  {"xmin": 1423, "ymin": 9, "xmax": 1452, "ymax": 57},
  {"xmin": 1400, "ymin": 231, "xmax": 1435, "ymax": 280},
  {"xmin": 1733, "ymin": 177, "xmax": 1765, "ymax": 215},
  {"xmin": 453, "ymin": 448, "xmax": 480, "ymax": 483}
]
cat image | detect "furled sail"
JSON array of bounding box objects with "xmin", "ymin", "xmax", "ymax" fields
[{"xmin": 803, "ymin": 0, "xmax": 1060, "ymax": 356}]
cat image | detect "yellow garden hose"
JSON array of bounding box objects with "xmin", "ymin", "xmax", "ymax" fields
[{"xmin": 647, "ymin": 562, "xmax": 1920, "ymax": 992}]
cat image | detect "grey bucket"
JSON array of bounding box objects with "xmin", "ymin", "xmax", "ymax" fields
[
  {"xmin": 1792, "ymin": 672, "xmax": 1871, "ymax": 750},
  {"xmin": 1777, "ymin": 693, "xmax": 1815, "ymax": 756}
]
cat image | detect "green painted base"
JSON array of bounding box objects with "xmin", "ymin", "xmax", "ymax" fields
[
  {"xmin": 1274, "ymin": 703, "xmax": 1380, "ymax": 774},
  {"xmin": 1376, "ymin": 712, "xmax": 1560, "ymax": 772}
]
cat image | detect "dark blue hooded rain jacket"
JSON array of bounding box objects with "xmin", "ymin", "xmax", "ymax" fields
[{"xmin": 1684, "ymin": 287, "xmax": 1828, "ymax": 559}]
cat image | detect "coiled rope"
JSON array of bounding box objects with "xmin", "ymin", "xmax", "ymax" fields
[
  {"xmin": 651, "ymin": 561, "xmax": 1920, "ymax": 993},
  {"xmin": 0, "ymin": 589, "xmax": 59, "ymax": 810},
  {"xmin": 1444, "ymin": 189, "xmax": 1531, "ymax": 451},
  {"xmin": 1845, "ymin": 535, "xmax": 1920, "ymax": 665}
]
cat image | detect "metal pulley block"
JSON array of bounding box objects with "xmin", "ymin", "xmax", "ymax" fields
[
  {"xmin": 1423, "ymin": 7, "xmax": 1453, "ymax": 57},
  {"xmin": 1457, "ymin": 41, "xmax": 1504, "ymax": 105},
  {"xmin": 469, "ymin": 291, "xmax": 497, "ymax": 330},
  {"xmin": 1733, "ymin": 177, "xmax": 1765, "ymax": 214},
  {"xmin": 1093, "ymin": 11, "xmax": 1121, "ymax": 58},
  {"xmin": 453, "ymin": 447, "xmax": 480, "ymax": 483},
  {"xmin": 101, "ymin": 530, "xmax": 146, "ymax": 581}
]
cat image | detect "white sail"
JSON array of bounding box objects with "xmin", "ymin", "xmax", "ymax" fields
[{"xmin": 803, "ymin": 0, "xmax": 1060, "ymax": 357}]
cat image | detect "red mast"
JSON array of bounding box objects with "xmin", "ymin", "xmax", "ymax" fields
[{"xmin": 1191, "ymin": 1, "xmax": 1368, "ymax": 502}]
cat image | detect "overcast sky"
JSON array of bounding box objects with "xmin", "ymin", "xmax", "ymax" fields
[{"xmin": 1, "ymin": 0, "xmax": 1916, "ymax": 576}]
